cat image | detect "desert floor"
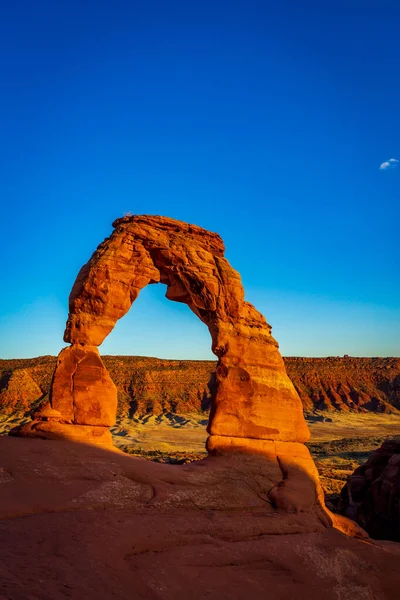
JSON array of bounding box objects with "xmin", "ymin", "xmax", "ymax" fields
[
  {"xmin": 110, "ymin": 412, "xmax": 400, "ymax": 502},
  {"xmin": 111, "ymin": 412, "xmax": 400, "ymax": 450}
]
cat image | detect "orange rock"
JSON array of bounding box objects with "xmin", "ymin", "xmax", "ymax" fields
[
  {"xmin": 62, "ymin": 215, "xmax": 309, "ymax": 444},
  {"xmin": 3, "ymin": 436, "xmax": 398, "ymax": 600},
  {"xmin": 49, "ymin": 345, "xmax": 117, "ymax": 427},
  {"xmin": 10, "ymin": 421, "xmax": 113, "ymax": 446},
  {"xmin": 207, "ymin": 435, "xmax": 324, "ymax": 513},
  {"xmin": 8, "ymin": 216, "xmax": 378, "ymax": 547},
  {"xmin": 32, "ymin": 402, "xmax": 62, "ymax": 421},
  {"xmin": 3, "ymin": 356, "xmax": 400, "ymax": 419},
  {"xmin": 12, "ymin": 346, "xmax": 117, "ymax": 447}
]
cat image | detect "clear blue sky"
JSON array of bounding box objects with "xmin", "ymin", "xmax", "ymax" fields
[{"xmin": 0, "ymin": 0, "xmax": 399, "ymax": 359}]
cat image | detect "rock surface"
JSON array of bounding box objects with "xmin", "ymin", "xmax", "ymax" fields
[
  {"xmin": 0, "ymin": 368, "xmax": 43, "ymax": 415},
  {"xmin": 13, "ymin": 345, "xmax": 117, "ymax": 446},
  {"xmin": 3, "ymin": 217, "xmax": 400, "ymax": 595},
  {"xmin": 49, "ymin": 345, "xmax": 117, "ymax": 427},
  {"xmin": 11, "ymin": 215, "xmax": 399, "ymax": 553},
  {"xmin": 1, "ymin": 437, "xmax": 399, "ymax": 600},
  {"xmin": 288, "ymin": 356, "xmax": 400, "ymax": 413},
  {"xmin": 338, "ymin": 439, "xmax": 400, "ymax": 542}
]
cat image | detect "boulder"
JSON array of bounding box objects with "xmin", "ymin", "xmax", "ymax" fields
[{"xmin": 338, "ymin": 439, "xmax": 400, "ymax": 541}]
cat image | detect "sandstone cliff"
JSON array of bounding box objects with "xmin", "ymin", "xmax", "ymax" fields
[
  {"xmin": 1, "ymin": 355, "xmax": 399, "ymax": 419},
  {"xmin": 286, "ymin": 356, "xmax": 400, "ymax": 413}
]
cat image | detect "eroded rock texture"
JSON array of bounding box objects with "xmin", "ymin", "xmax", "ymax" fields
[
  {"xmin": 15, "ymin": 215, "xmax": 308, "ymax": 444},
  {"xmin": 15, "ymin": 346, "xmax": 117, "ymax": 446},
  {"xmin": 3, "ymin": 356, "xmax": 400, "ymax": 418},
  {"xmin": 0, "ymin": 369, "xmax": 43, "ymax": 415},
  {"xmin": 62, "ymin": 214, "xmax": 308, "ymax": 444},
  {"xmin": 338, "ymin": 440, "xmax": 400, "ymax": 541}
]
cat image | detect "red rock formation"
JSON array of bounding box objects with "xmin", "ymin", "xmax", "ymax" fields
[
  {"xmin": 10, "ymin": 215, "xmax": 367, "ymax": 540},
  {"xmin": 49, "ymin": 345, "xmax": 117, "ymax": 427},
  {"xmin": 338, "ymin": 439, "xmax": 400, "ymax": 541},
  {"xmin": 0, "ymin": 369, "xmax": 43, "ymax": 415},
  {"xmin": 15, "ymin": 346, "xmax": 117, "ymax": 446},
  {"xmin": 286, "ymin": 356, "xmax": 400, "ymax": 413},
  {"xmin": 3, "ymin": 356, "xmax": 399, "ymax": 419},
  {"xmin": 62, "ymin": 215, "xmax": 308, "ymax": 443},
  {"xmin": 15, "ymin": 215, "xmax": 307, "ymax": 446}
]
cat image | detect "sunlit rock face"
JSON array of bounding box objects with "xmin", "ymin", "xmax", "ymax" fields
[
  {"xmin": 13, "ymin": 345, "xmax": 117, "ymax": 446},
  {"xmin": 62, "ymin": 214, "xmax": 309, "ymax": 444},
  {"xmin": 49, "ymin": 345, "xmax": 117, "ymax": 428}
]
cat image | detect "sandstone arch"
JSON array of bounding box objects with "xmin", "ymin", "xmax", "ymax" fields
[
  {"xmin": 13, "ymin": 214, "xmax": 367, "ymax": 538},
  {"xmin": 16, "ymin": 215, "xmax": 309, "ymax": 447}
]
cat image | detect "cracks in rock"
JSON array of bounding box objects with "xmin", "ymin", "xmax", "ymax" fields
[
  {"xmin": 147, "ymin": 484, "xmax": 157, "ymax": 502},
  {"xmin": 206, "ymin": 466, "xmax": 277, "ymax": 506},
  {"xmin": 70, "ymin": 354, "xmax": 86, "ymax": 423},
  {"xmin": 275, "ymin": 455, "xmax": 287, "ymax": 480},
  {"xmin": 266, "ymin": 452, "xmax": 286, "ymax": 508}
]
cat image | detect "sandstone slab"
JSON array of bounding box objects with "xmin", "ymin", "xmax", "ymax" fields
[{"xmin": 0, "ymin": 437, "xmax": 399, "ymax": 600}]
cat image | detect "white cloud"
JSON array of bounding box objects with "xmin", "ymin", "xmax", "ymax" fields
[{"xmin": 380, "ymin": 157, "xmax": 399, "ymax": 170}]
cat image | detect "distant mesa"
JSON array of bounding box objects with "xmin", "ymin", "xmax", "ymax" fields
[
  {"xmin": 2, "ymin": 355, "xmax": 399, "ymax": 418},
  {"xmin": 0, "ymin": 369, "xmax": 43, "ymax": 415}
]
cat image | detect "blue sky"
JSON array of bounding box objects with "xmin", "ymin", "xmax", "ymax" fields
[{"xmin": 0, "ymin": 0, "xmax": 399, "ymax": 359}]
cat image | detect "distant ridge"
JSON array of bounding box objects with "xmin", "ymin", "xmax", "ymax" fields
[{"xmin": 1, "ymin": 355, "xmax": 399, "ymax": 418}]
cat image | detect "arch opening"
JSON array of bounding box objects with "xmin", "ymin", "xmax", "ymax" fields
[
  {"xmin": 100, "ymin": 282, "xmax": 216, "ymax": 454},
  {"xmin": 100, "ymin": 282, "xmax": 215, "ymax": 361}
]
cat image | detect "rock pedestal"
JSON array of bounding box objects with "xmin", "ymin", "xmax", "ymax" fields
[{"xmin": 13, "ymin": 345, "xmax": 117, "ymax": 447}]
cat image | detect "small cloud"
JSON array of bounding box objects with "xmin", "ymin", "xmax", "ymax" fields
[{"xmin": 380, "ymin": 158, "xmax": 399, "ymax": 170}]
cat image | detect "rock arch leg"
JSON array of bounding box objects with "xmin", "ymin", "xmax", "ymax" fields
[{"xmin": 12, "ymin": 345, "xmax": 117, "ymax": 445}]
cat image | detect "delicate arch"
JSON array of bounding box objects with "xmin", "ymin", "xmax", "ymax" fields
[{"xmin": 16, "ymin": 215, "xmax": 309, "ymax": 446}]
